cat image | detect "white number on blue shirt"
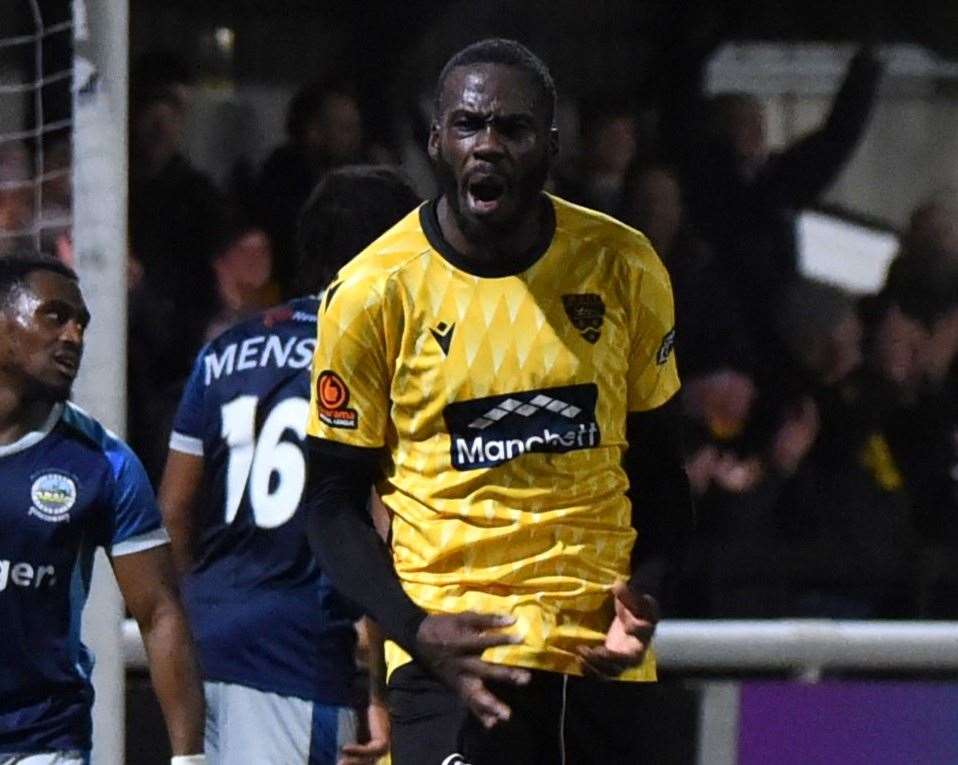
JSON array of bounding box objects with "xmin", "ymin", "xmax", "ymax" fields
[{"xmin": 220, "ymin": 396, "xmax": 309, "ymax": 528}]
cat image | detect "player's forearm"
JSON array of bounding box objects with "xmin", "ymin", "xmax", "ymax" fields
[
  {"xmin": 157, "ymin": 451, "xmax": 204, "ymax": 576},
  {"xmin": 306, "ymin": 438, "xmax": 427, "ymax": 651},
  {"xmin": 625, "ymin": 400, "xmax": 696, "ymax": 599},
  {"xmin": 139, "ymin": 600, "xmax": 205, "ymax": 755},
  {"xmin": 162, "ymin": 508, "xmax": 195, "ymax": 577},
  {"xmin": 362, "ymin": 618, "xmax": 388, "ymax": 706}
]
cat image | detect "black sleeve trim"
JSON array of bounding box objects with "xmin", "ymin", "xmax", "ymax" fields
[{"xmin": 307, "ymin": 435, "xmax": 385, "ymax": 467}]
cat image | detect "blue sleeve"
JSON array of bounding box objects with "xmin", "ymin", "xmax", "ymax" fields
[
  {"xmin": 106, "ymin": 441, "xmax": 170, "ymax": 556},
  {"xmin": 169, "ymin": 346, "xmax": 208, "ymax": 456}
]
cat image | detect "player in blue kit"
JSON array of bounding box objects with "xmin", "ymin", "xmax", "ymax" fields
[
  {"xmin": 0, "ymin": 254, "xmax": 205, "ymax": 764},
  {"xmin": 158, "ymin": 166, "xmax": 420, "ymax": 764}
]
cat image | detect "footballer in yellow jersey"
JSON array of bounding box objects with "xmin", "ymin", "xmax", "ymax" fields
[
  {"xmin": 305, "ymin": 38, "xmax": 693, "ymax": 765},
  {"xmin": 308, "ymin": 191, "xmax": 678, "ymax": 682}
]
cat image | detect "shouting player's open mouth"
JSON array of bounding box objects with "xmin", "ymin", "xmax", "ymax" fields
[{"xmin": 465, "ymin": 172, "xmax": 508, "ymax": 217}]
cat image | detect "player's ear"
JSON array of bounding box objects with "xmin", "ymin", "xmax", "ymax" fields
[
  {"xmin": 548, "ymin": 127, "xmax": 559, "ymax": 159},
  {"xmin": 427, "ymin": 122, "xmax": 440, "ymax": 162}
]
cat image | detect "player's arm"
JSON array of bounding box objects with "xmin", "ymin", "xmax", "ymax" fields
[
  {"xmin": 160, "ymin": 346, "xmax": 210, "ymax": 575},
  {"xmin": 304, "ymin": 438, "xmax": 424, "ymax": 650},
  {"xmin": 339, "ymin": 617, "xmax": 389, "ymax": 765},
  {"xmin": 622, "ymin": 255, "xmax": 694, "ymax": 600},
  {"xmin": 307, "ymin": 276, "xmax": 527, "ymax": 728},
  {"xmin": 158, "ymin": 451, "xmax": 204, "ymax": 575},
  {"xmin": 105, "ymin": 440, "xmax": 205, "ymax": 758},
  {"xmin": 580, "ymin": 249, "xmax": 694, "ymax": 678},
  {"xmin": 625, "ymin": 398, "xmax": 695, "ymax": 601},
  {"xmin": 112, "ymin": 545, "xmax": 205, "ymax": 757},
  {"xmin": 578, "ymin": 398, "xmax": 694, "ymax": 678},
  {"xmin": 305, "ymin": 441, "xmax": 528, "ymax": 728}
]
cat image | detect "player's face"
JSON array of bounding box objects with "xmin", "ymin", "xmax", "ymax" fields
[
  {"xmin": 0, "ymin": 271, "xmax": 89, "ymax": 402},
  {"xmin": 429, "ymin": 64, "xmax": 556, "ymax": 238}
]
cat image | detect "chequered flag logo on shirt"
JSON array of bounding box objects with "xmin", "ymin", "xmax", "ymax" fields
[{"xmin": 468, "ymin": 394, "xmax": 582, "ymax": 430}]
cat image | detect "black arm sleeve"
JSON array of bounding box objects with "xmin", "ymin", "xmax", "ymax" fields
[
  {"xmin": 304, "ymin": 437, "xmax": 427, "ymax": 651},
  {"xmin": 625, "ymin": 397, "xmax": 696, "ymax": 602}
]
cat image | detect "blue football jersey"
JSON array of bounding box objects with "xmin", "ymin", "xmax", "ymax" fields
[
  {"xmin": 169, "ymin": 297, "xmax": 358, "ymax": 704},
  {"xmin": 0, "ymin": 403, "xmax": 168, "ymax": 753}
]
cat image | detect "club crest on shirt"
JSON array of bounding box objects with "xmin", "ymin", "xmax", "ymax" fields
[
  {"xmin": 562, "ymin": 293, "xmax": 605, "ymax": 344},
  {"xmin": 29, "ymin": 471, "xmax": 78, "ymax": 523},
  {"xmin": 316, "ymin": 369, "xmax": 358, "ymax": 429}
]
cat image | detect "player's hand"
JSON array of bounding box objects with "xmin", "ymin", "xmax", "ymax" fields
[
  {"xmin": 415, "ymin": 612, "xmax": 531, "ymax": 729},
  {"xmin": 338, "ymin": 700, "xmax": 390, "ymax": 765},
  {"xmin": 577, "ymin": 580, "xmax": 659, "ymax": 679}
]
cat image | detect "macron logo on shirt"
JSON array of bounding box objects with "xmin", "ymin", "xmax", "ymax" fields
[{"xmin": 0, "ymin": 559, "xmax": 57, "ymax": 592}]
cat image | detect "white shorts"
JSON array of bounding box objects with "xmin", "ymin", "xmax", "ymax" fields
[
  {"xmin": 0, "ymin": 754, "xmax": 86, "ymax": 765},
  {"xmin": 204, "ymin": 681, "xmax": 358, "ymax": 765}
]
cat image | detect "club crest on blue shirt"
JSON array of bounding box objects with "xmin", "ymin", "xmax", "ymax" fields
[{"xmin": 29, "ymin": 471, "xmax": 78, "ymax": 523}]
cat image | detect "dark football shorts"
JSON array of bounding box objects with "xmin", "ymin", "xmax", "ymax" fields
[{"xmin": 388, "ymin": 660, "xmax": 650, "ymax": 765}]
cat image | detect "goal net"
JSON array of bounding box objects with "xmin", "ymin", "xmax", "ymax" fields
[{"xmin": 0, "ymin": 0, "xmax": 73, "ymax": 258}]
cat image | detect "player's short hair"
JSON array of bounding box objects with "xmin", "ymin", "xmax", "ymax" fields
[
  {"xmin": 0, "ymin": 252, "xmax": 77, "ymax": 308},
  {"xmin": 295, "ymin": 165, "xmax": 420, "ymax": 294},
  {"xmin": 434, "ymin": 38, "xmax": 556, "ymax": 127}
]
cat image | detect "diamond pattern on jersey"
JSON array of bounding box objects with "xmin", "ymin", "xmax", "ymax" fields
[{"xmin": 309, "ymin": 197, "xmax": 679, "ymax": 682}]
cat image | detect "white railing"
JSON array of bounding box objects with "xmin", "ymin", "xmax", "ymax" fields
[{"xmin": 122, "ymin": 618, "xmax": 958, "ymax": 681}]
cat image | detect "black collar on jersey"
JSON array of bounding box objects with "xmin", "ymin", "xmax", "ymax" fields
[{"xmin": 420, "ymin": 194, "xmax": 556, "ymax": 278}]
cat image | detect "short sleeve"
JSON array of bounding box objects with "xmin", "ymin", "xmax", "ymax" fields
[
  {"xmin": 626, "ymin": 246, "xmax": 681, "ymax": 412},
  {"xmin": 168, "ymin": 346, "xmax": 208, "ymax": 456},
  {"xmin": 306, "ymin": 274, "xmax": 392, "ymax": 448},
  {"xmin": 105, "ymin": 441, "xmax": 170, "ymax": 557}
]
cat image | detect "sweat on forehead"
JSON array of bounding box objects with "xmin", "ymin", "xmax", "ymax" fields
[
  {"xmin": 0, "ymin": 256, "xmax": 78, "ymax": 307},
  {"xmin": 437, "ymin": 64, "xmax": 550, "ymax": 123}
]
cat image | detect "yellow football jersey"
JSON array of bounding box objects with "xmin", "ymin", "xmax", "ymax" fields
[{"xmin": 307, "ymin": 194, "xmax": 679, "ymax": 681}]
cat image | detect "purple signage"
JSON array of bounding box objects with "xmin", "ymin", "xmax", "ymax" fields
[{"xmin": 739, "ymin": 682, "xmax": 958, "ymax": 765}]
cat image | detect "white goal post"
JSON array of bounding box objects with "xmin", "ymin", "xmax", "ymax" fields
[{"xmin": 72, "ymin": 0, "xmax": 129, "ymax": 763}]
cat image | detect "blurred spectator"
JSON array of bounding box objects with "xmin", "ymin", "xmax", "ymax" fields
[
  {"xmin": 38, "ymin": 135, "xmax": 73, "ymax": 258},
  {"xmin": 255, "ymin": 82, "xmax": 369, "ymax": 293},
  {"xmin": 681, "ymin": 278, "xmax": 919, "ymax": 619},
  {"xmin": 557, "ymin": 97, "xmax": 637, "ymax": 215},
  {"xmin": 896, "ymin": 189, "xmax": 958, "ymax": 267},
  {"xmin": 871, "ymin": 254, "xmax": 958, "ymax": 614},
  {"xmin": 205, "ymin": 212, "xmax": 280, "ymax": 340},
  {"xmin": 621, "ymin": 162, "xmax": 754, "ymax": 377},
  {"xmin": 0, "ymin": 142, "xmax": 33, "ymax": 255},
  {"xmin": 128, "ymin": 51, "xmax": 225, "ymax": 482},
  {"xmin": 678, "ymin": 46, "xmax": 884, "ymax": 369},
  {"xmin": 129, "ymin": 52, "xmax": 224, "ymax": 353},
  {"xmin": 767, "ymin": 279, "xmax": 916, "ymax": 617}
]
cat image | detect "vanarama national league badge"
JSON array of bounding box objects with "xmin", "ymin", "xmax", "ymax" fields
[
  {"xmin": 29, "ymin": 471, "xmax": 78, "ymax": 522},
  {"xmin": 316, "ymin": 369, "xmax": 358, "ymax": 429}
]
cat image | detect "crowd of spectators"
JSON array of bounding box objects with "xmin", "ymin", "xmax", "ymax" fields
[{"xmin": 1, "ymin": 44, "xmax": 955, "ymax": 621}]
